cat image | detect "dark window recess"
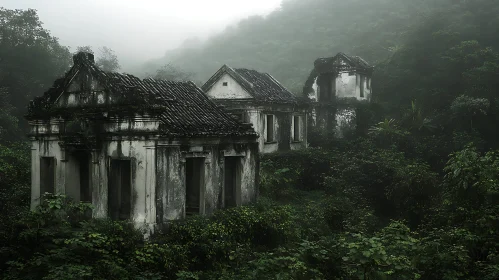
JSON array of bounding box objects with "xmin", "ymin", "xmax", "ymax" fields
[
  {"xmin": 266, "ymin": 115, "xmax": 274, "ymax": 142},
  {"xmin": 224, "ymin": 157, "xmax": 240, "ymax": 208},
  {"xmin": 324, "ymin": 80, "xmax": 331, "ymax": 101},
  {"xmin": 360, "ymin": 75, "xmax": 365, "ymax": 98},
  {"xmin": 233, "ymin": 113, "xmax": 244, "ymax": 122},
  {"xmin": 186, "ymin": 158, "xmax": 204, "ymax": 215},
  {"xmin": 222, "ymin": 82, "xmax": 228, "ymax": 86},
  {"xmin": 367, "ymin": 77, "xmax": 371, "ymax": 90},
  {"xmin": 319, "ymin": 76, "xmax": 334, "ymax": 102},
  {"xmin": 40, "ymin": 157, "xmax": 56, "ymax": 196},
  {"xmin": 293, "ymin": 116, "xmax": 301, "ymax": 141},
  {"xmin": 108, "ymin": 160, "xmax": 131, "ymax": 221}
]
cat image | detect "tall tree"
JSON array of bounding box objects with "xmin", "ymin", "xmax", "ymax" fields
[
  {"xmin": 0, "ymin": 8, "xmax": 71, "ymax": 138},
  {"xmin": 96, "ymin": 46, "xmax": 120, "ymax": 72},
  {"xmin": 153, "ymin": 64, "xmax": 194, "ymax": 81}
]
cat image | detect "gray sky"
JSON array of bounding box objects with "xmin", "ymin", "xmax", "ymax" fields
[{"xmin": 2, "ymin": 0, "xmax": 283, "ymax": 70}]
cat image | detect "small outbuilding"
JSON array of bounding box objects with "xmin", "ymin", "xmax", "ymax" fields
[{"xmin": 203, "ymin": 65, "xmax": 308, "ymax": 154}]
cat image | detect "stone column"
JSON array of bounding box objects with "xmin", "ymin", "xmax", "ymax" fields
[
  {"xmin": 91, "ymin": 149, "xmax": 106, "ymax": 218},
  {"xmin": 30, "ymin": 143, "xmax": 40, "ymax": 210},
  {"xmin": 144, "ymin": 147, "xmax": 156, "ymax": 231}
]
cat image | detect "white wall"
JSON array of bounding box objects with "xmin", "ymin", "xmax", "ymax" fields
[
  {"xmin": 336, "ymin": 73, "xmax": 357, "ymax": 99},
  {"xmin": 311, "ymin": 72, "xmax": 372, "ymax": 101},
  {"xmin": 205, "ymin": 73, "xmax": 253, "ymax": 99}
]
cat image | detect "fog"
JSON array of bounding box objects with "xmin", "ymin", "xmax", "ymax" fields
[{"xmin": 1, "ymin": 0, "xmax": 282, "ymax": 71}]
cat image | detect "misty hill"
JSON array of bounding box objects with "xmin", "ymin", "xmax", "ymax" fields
[{"xmin": 143, "ymin": 0, "xmax": 449, "ymax": 92}]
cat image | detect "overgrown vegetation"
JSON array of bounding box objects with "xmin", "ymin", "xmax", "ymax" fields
[{"xmin": 2, "ymin": 1, "xmax": 499, "ymax": 279}]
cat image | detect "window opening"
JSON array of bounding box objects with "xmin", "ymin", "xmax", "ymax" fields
[
  {"xmin": 266, "ymin": 115, "xmax": 275, "ymax": 142},
  {"xmin": 293, "ymin": 116, "xmax": 301, "ymax": 141},
  {"xmin": 222, "ymin": 82, "xmax": 228, "ymax": 86}
]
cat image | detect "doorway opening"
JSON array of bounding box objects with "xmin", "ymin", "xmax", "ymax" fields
[
  {"xmin": 73, "ymin": 151, "xmax": 91, "ymax": 203},
  {"xmin": 224, "ymin": 157, "xmax": 241, "ymax": 208},
  {"xmin": 40, "ymin": 157, "xmax": 56, "ymax": 197},
  {"xmin": 185, "ymin": 157, "xmax": 205, "ymax": 216},
  {"xmin": 108, "ymin": 159, "xmax": 132, "ymax": 221}
]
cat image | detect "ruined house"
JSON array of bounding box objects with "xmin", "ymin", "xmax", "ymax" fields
[
  {"xmin": 202, "ymin": 65, "xmax": 308, "ymax": 154},
  {"xmin": 25, "ymin": 52, "xmax": 259, "ymax": 232},
  {"xmin": 303, "ymin": 52, "xmax": 374, "ymax": 137}
]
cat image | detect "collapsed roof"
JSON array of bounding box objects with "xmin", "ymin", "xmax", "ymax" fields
[{"xmin": 303, "ymin": 52, "xmax": 374, "ymax": 95}]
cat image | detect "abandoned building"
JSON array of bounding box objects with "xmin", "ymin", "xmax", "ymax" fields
[
  {"xmin": 202, "ymin": 65, "xmax": 308, "ymax": 154},
  {"xmin": 25, "ymin": 52, "xmax": 259, "ymax": 232},
  {"xmin": 303, "ymin": 52, "xmax": 374, "ymax": 137}
]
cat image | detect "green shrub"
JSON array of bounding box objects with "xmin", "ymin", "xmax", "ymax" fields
[{"xmin": 1, "ymin": 195, "xmax": 146, "ymax": 280}]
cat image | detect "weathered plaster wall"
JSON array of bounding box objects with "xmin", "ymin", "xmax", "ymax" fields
[
  {"xmin": 156, "ymin": 146, "xmax": 184, "ymax": 222},
  {"xmin": 155, "ymin": 141, "xmax": 259, "ymax": 228},
  {"xmin": 217, "ymin": 105, "xmax": 308, "ymax": 154},
  {"xmin": 99, "ymin": 139, "xmax": 156, "ymax": 227},
  {"xmin": 30, "ymin": 135, "xmax": 65, "ymax": 209},
  {"xmin": 205, "ymin": 73, "xmax": 253, "ymax": 99},
  {"xmin": 311, "ymin": 72, "xmax": 371, "ymax": 101}
]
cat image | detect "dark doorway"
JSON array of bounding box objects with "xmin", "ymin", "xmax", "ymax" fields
[
  {"xmin": 108, "ymin": 159, "xmax": 132, "ymax": 221},
  {"xmin": 224, "ymin": 157, "xmax": 240, "ymax": 208},
  {"xmin": 185, "ymin": 157, "xmax": 204, "ymax": 215},
  {"xmin": 40, "ymin": 157, "xmax": 56, "ymax": 196},
  {"xmin": 74, "ymin": 151, "xmax": 91, "ymax": 203}
]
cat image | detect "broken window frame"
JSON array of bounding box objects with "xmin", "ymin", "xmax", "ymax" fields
[{"xmin": 292, "ymin": 115, "xmax": 302, "ymax": 142}]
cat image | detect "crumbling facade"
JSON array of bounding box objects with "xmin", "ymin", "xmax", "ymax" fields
[
  {"xmin": 303, "ymin": 52, "xmax": 374, "ymax": 137},
  {"xmin": 26, "ymin": 52, "xmax": 259, "ymax": 232},
  {"xmin": 203, "ymin": 65, "xmax": 308, "ymax": 154}
]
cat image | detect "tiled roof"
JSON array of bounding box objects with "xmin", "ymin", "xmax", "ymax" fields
[
  {"xmin": 202, "ymin": 65, "xmax": 300, "ymax": 104},
  {"xmin": 27, "ymin": 52, "xmax": 256, "ymax": 137}
]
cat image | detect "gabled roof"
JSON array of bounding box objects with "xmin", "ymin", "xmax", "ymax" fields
[
  {"xmin": 202, "ymin": 65, "xmax": 298, "ymax": 104},
  {"xmin": 27, "ymin": 52, "xmax": 256, "ymax": 138},
  {"xmin": 314, "ymin": 52, "xmax": 373, "ymax": 74}
]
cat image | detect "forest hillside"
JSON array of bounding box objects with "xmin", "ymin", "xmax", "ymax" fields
[{"xmin": 143, "ymin": 0, "xmax": 497, "ymax": 93}]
